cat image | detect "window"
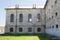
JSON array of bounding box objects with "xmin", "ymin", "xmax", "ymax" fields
[
  {"xmin": 28, "ymin": 28, "xmax": 32, "ymax": 32},
  {"xmin": 19, "ymin": 14, "xmax": 23, "ymax": 22},
  {"xmin": 10, "ymin": 28, "xmax": 13, "ymax": 32},
  {"xmin": 55, "ymin": 0, "xmax": 57, "ymax": 4},
  {"xmin": 19, "ymin": 28, "xmax": 22, "ymax": 32},
  {"xmin": 37, "ymin": 28, "xmax": 41, "ymax": 32},
  {"xmin": 51, "ymin": 5, "xmax": 53, "ymax": 8},
  {"xmin": 52, "ymin": 25, "xmax": 54, "ymax": 28},
  {"xmin": 50, "ymin": 26, "xmax": 51, "ymax": 28},
  {"xmin": 52, "ymin": 16, "xmax": 53, "ymax": 19},
  {"xmin": 43, "ymin": 25, "xmax": 46, "ymax": 28},
  {"xmin": 28, "ymin": 14, "xmax": 32, "ymax": 22},
  {"xmin": 55, "ymin": 12, "xmax": 57, "ymax": 16},
  {"xmin": 37, "ymin": 14, "xmax": 40, "ymax": 22},
  {"xmin": 10, "ymin": 14, "xmax": 14, "ymax": 22},
  {"xmin": 56, "ymin": 24, "xmax": 58, "ymax": 28}
]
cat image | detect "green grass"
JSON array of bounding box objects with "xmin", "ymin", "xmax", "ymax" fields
[
  {"xmin": 0, "ymin": 33, "xmax": 59, "ymax": 40},
  {"xmin": 0, "ymin": 36, "xmax": 39, "ymax": 40}
]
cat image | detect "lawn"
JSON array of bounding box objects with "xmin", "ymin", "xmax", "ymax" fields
[
  {"xmin": 0, "ymin": 33, "xmax": 59, "ymax": 40},
  {"xmin": 0, "ymin": 36, "xmax": 39, "ymax": 40}
]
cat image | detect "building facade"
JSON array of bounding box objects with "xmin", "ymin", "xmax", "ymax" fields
[
  {"xmin": 5, "ymin": 0, "xmax": 60, "ymax": 36},
  {"xmin": 45, "ymin": 0, "xmax": 60, "ymax": 36},
  {"xmin": 5, "ymin": 6, "xmax": 45, "ymax": 33},
  {"xmin": 0, "ymin": 26, "xmax": 5, "ymax": 34}
]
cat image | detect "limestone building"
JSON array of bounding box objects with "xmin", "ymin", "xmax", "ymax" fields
[
  {"xmin": 0, "ymin": 26, "xmax": 5, "ymax": 34},
  {"xmin": 45, "ymin": 0, "xmax": 60, "ymax": 36},
  {"xmin": 5, "ymin": 0, "xmax": 60, "ymax": 36},
  {"xmin": 5, "ymin": 5, "xmax": 45, "ymax": 33}
]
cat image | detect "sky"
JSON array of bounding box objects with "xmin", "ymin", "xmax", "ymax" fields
[{"xmin": 0, "ymin": 0, "xmax": 46, "ymax": 26}]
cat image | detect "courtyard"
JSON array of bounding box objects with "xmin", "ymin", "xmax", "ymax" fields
[
  {"xmin": 0, "ymin": 36, "xmax": 39, "ymax": 40},
  {"xmin": 0, "ymin": 33, "xmax": 59, "ymax": 40}
]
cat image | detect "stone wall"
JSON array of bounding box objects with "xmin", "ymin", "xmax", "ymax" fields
[{"xmin": 5, "ymin": 7, "xmax": 45, "ymax": 33}]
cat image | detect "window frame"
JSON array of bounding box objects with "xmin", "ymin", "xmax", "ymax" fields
[
  {"xmin": 10, "ymin": 14, "xmax": 14, "ymax": 22},
  {"xmin": 10, "ymin": 28, "xmax": 13, "ymax": 32},
  {"xmin": 28, "ymin": 28, "xmax": 32, "ymax": 32},
  {"xmin": 37, "ymin": 13, "xmax": 40, "ymax": 22},
  {"xmin": 19, "ymin": 28, "xmax": 22, "ymax": 32},
  {"xmin": 56, "ymin": 24, "xmax": 58, "ymax": 28},
  {"xmin": 28, "ymin": 14, "xmax": 32, "ymax": 22},
  {"xmin": 55, "ymin": 12, "xmax": 57, "ymax": 16},
  {"xmin": 37, "ymin": 28, "xmax": 41, "ymax": 32},
  {"xmin": 19, "ymin": 14, "xmax": 23, "ymax": 22}
]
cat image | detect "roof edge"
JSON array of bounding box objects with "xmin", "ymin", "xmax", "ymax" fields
[{"xmin": 44, "ymin": 0, "xmax": 48, "ymax": 9}]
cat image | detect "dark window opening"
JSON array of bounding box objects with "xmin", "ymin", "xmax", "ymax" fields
[
  {"xmin": 52, "ymin": 16, "xmax": 53, "ymax": 19},
  {"xmin": 19, "ymin": 28, "xmax": 22, "ymax": 32},
  {"xmin": 28, "ymin": 28, "xmax": 32, "ymax": 32},
  {"xmin": 19, "ymin": 14, "xmax": 23, "ymax": 22},
  {"xmin": 28, "ymin": 14, "xmax": 32, "ymax": 22},
  {"xmin": 56, "ymin": 24, "xmax": 58, "ymax": 28},
  {"xmin": 55, "ymin": 0, "xmax": 57, "ymax": 4},
  {"xmin": 10, "ymin": 28, "xmax": 13, "ymax": 32},
  {"xmin": 10, "ymin": 14, "xmax": 14, "ymax": 22},
  {"xmin": 37, "ymin": 28, "xmax": 41, "ymax": 32},
  {"xmin": 55, "ymin": 12, "xmax": 57, "ymax": 16},
  {"xmin": 37, "ymin": 14, "xmax": 40, "ymax": 22},
  {"xmin": 52, "ymin": 25, "xmax": 54, "ymax": 28}
]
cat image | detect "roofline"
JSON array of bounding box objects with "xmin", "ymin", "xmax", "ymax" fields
[
  {"xmin": 5, "ymin": 5, "xmax": 45, "ymax": 10},
  {"xmin": 5, "ymin": 7, "xmax": 44, "ymax": 10},
  {"xmin": 44, "ymin": 0, "xmax": 48, "ymax": 9}
]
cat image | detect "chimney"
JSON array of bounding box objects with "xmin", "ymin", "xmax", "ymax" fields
[
  {"xmin": 33, "ymin": 4, "xmax": 36, "ymax": 9},
  {"xmin": 15, "ymin": 4, "xmax": 19, "ymax": 8}
]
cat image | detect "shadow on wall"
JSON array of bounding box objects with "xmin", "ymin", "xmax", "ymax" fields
[{"xmin": 45, "ymin": 28, "xmax": 60, "ymax": 37}]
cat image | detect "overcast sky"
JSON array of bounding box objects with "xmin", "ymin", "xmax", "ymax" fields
[{"xmin": 0, "ymin": 0, "xmax": 46, "ymax": 26}]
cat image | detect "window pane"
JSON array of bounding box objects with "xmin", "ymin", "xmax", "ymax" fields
[
  {"xmin": 55, "ymin": 12, "xmax": 57, "ymax": 16},
  {"xmin": 52, "ymin": 25, "xmax": 54, "ymax": 28},
  {"xmin": 37, "ymin": 14, "xmax": 40, "ymax": 22},
  {"xmin": 37, "ymin": 28, "xmax": 41, "ymax": 32},
  {"xmin": 28, "ymin": 14, "xmax": 32, "ymax": 22},
  {"xmin": 55, "ymin": 0, "xmax": 57, "ymax": 4},
  {"xmin": 19, "ymin": 28, "xmax": 22, "ymax": 32},
  {"xmin": 10, "ymin": 28, "xmax": 13, "ymax": 32},
  {"xmin": 28, "ymin": 28, "xmax": 32, "ymax": 32},
  {"xmin": 19, "ymin": 14, "xmax": 23, "ymax": 22},
  {"xmin": 10, "ymin": 14, "xmax": 14, "ymax": 22},
  {"xmin": 56, "ymin": 24, "xmax": 58, "ymax": 28}
]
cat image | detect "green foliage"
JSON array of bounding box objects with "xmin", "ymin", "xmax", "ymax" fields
[{"xmin": 0, "ymin": 33, "xmax": 60, "ymax": 40}]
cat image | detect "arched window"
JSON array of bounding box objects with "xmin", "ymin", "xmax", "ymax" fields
[
  {"xmin": 52, "ymin": 25, "xmax": 54, "ymax": 28},
  {"xmin": 55, "ymin": 0, "xmax": 57, "ymax": 4},
  {"xmin": 19, "ymin": 14, "xmax": 23, "ymax": 22},
  {"xmin": 37, "ymin": 14, "xmax": 40, "ymax": 22},
  {"xmin": 37, "ymin": 28, "xmax": 41, "ymax": 32},
  {"xmin": 56, "ymin": 24, "xmax": 58, "ymax": 28},
  {"xmin": 55, "ymin": 12, "xmax": 57, "ymax": 16},
  {"xmin": 28, "ymin": 14, "xmax": 32, "ymax": 22},
  {"xmin": 10, "ymin": 14, "xmax": 14, "ymax": 22}
]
